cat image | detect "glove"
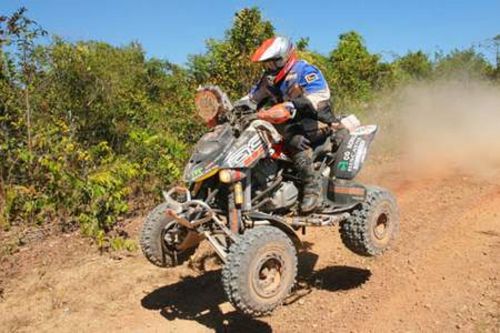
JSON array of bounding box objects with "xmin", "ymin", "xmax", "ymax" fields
[
  {"xmin": 234, "ymin": 95, "xmax": 257, "ymax": 112},
  {"xmin": 289, "ymin": 135, "xmax": 311, "ymax": 151},
  {"xmin": 330, "ymin": 121, "xmax": 343, "ymax": 131}
]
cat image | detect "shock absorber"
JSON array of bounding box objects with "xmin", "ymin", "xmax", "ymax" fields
[{"xmin": 228, "ymin": 187, "xmax": 242, "ymax": 234}]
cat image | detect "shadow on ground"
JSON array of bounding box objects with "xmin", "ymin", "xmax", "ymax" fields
[
  {"xmin": 285, "ymin": 244, "xmax": 372, "ymax": 305},
  {"xmin": 141, "ymin": 243, "xmax": 371, "ymax": 332},
  {"xmin": 298, "ymin": 243, "xmax": 371, "ymax": 291},
  {"xmin": 141, "ymin": 269, "xmax": 271, "ymax": 332}
]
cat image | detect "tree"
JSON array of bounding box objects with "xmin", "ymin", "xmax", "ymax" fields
[
  {"xmin": 296, "ymin": 37, "xmax": 310, "ymax": 51},
  {"xmin": 329, "ymin": 31, "xmax": 392, "ymax": 108},
  {"xmin": 0, "ymin": 8, "xmax": 192, "ymax": 243},
  {"xmin": 2, "ymin": 7, "xmax": 47, "ymax": 153},
  {"xmin": 188, "ymin": 7, "xmax": 274, "ymax": 99},
  {"xmin": 493, "ymin": 34, "xmax": 500, "ymax": 79},
  {"xmin": 394, "ymin": 50, "xmax": 432, "ymax": 80},
  {"xmin": 433, "ymin": 48, "xmax": 494, "ymax": 81}
]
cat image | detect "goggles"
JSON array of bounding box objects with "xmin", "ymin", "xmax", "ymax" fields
[{"xmin": 262, "ymin": 59, "xmax": 281, "ymax": 72}]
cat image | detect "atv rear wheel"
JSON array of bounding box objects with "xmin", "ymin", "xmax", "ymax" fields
[
  {"xmin": 140, "ymin": 203, "xmax": 199, "ymax": 267},
  {"xmin": 222, "ymin": 226, "xmax": 297, "ymax": 316},
  {"xmin": 340, "ymin": 186, "xmax": 400, "ymax": 256}
]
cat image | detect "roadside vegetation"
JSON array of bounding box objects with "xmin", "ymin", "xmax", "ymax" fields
[{"xmin": 1, "ymin": 7, "xmax": 498, "ymax": 251}]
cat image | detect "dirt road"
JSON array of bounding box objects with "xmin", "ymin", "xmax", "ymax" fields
[{"xmin": 1, "ymin": 158, "xmax": 499, "ymax": 332}]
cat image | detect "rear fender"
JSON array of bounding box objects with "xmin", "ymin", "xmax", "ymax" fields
[
  {"xmin": 334, "ymin": 125, "xmax": 378, "ymax": 180},
  {"xmin": 327, "ymin": 179, "xmax": 367, "ymax": 206}
]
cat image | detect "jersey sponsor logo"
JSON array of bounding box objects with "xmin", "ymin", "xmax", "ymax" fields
[{"xmin": 305, "ymin": 73, "xmax": 318, "ymax": 84}]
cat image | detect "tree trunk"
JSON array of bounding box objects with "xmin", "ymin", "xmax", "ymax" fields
[{"xmin": 24, "ymin": 88, "xmax": 32, "ymax": 153}]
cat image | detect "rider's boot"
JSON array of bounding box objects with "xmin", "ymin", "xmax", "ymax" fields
[{"xmin": 293, "ymin": 149, "xmax": 320, "ymax": 213}]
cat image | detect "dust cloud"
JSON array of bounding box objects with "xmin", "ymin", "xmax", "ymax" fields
[{"xmin": 372, "ymin": 80, "xmax": 500, "ymax": 180}]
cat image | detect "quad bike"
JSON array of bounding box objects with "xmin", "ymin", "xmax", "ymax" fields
[{"xmin": 140, "ymin": 86, "xmax": 399, "ymax": 316}]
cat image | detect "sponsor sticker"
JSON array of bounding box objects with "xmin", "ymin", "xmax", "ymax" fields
[
  {"xmin": 304, "ymin": 73, "xmax": 318, "ymax": 84},
  {"xmin": 338, "ymin": 160, "xmax": 349, "ymax": 171}
]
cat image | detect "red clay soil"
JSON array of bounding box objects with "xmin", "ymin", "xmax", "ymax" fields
[{"xmin": 1, "ymin": 158, "xmax": 499, "ymax": 332}]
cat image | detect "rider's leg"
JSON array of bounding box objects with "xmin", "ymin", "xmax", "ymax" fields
[{"xmin": 290, "ymin": 140, "xmax": 320, "ymax": 213}]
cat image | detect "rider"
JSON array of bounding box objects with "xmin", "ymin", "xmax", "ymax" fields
[{"xmin": 238, "ymin": 36, "xmax": 336, "ymax": 213}]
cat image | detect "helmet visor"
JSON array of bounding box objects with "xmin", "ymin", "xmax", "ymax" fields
[{"xmin": 262, "ymin": 59, "xmax": 280, "ymax": 72}]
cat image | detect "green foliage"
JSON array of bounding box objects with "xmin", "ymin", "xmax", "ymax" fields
[
  {"xmin": 0, "ymin": 8, "xmax": 192, "ymax": 250},
  {"xmin": 433, "ymin": 48, "xmax": 494, "ymax": 81},
  {"xmin": 126, "ymin": 128, "xmax": 187, "ymax": 191},
  {"xmin": 142, "ymin": 59, "xmax": 203, "ymax": 143},
  {"xmin": 492, "ymin": 35, "xmax": 500, "ymax": 80},
  {"xmin": 329, "ymin": 31, "xmax": 393, "ymax": 110},
  {"xmin": 39, "ymin": 40, "xmax": 151, "ymax": 149},
  {"xmin": 296, "ymin": 37, "xmax": 310, "ymax": 51},
  {"xmin": 394, "ymin": 51, "xmax": 433, "ymax": 81},
  {"xmin": 80, "ymin": 158, "xmax": 139, "ymax": 235},
  {"xmin": 188, "ymin": 7, "xmax": 274, "ymax": 99}
]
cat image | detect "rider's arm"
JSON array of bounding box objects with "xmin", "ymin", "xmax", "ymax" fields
[
  {"xmin": 234, "ymin": 76, "xmax": 273, "ymax": 112},
  {"xmin": 250, "ymin": 76, "xmax": 273, "ymax": 106},
  {"xmin": 290, "ymin": 65, "xmax": 336, "ymax": 124}
]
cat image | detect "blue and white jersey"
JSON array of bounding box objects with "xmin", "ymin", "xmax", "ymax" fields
[{"xmin": 248, "ymin": 60, "xmax": 333, "ymax": 122}]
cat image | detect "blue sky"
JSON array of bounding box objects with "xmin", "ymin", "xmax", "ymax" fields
[{"xmin": 2, "ymin": 0, "xmax": 499, "ymax": 64}]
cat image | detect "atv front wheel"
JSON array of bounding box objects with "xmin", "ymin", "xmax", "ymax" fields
[
  {"xmin": 140, "ymin": 203, "xmax": 200, "ymax": 267},
  {"xmin": 340, "ymin": 186, "xmax": 400, "ymax": 256},
  {"xmin": 222, "ymin": 226, "xmax": 297, "ymax": 316}
]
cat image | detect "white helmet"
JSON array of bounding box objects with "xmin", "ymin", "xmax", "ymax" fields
[{"xmin": 251, "ymin": 36, "xmax": 295, "ymax": 74}]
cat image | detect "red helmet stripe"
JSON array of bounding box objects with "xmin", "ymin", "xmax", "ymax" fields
[
  {"xmin": 274, "ymin": 51, "xmax": 297, "ymax": 83},
  {"xmin": 251, "ymin": 37, "xmax": 277, "ymax": 62}
]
